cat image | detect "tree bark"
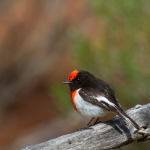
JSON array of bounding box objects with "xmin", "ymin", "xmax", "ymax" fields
[{"xmin": 22, "ymin": 103, "xmax": 150, "ymax": 150}]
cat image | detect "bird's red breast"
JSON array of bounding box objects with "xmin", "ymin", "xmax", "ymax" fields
[{"xmin": 70, "ymin": 90, "xmax": 77, "ymax": 111}]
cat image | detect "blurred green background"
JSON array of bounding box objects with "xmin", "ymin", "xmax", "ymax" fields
[{"xmin": 0, "ymin": 0, "xmax": 149, "ymax": 149}]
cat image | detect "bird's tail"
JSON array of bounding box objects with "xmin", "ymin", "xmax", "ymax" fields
[{"xmin": 115, "ymin": 106, "xmax": 140, "ymax": 130}]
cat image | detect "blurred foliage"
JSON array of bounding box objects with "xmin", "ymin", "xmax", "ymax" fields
[
  {"xmin": 52, "ymin": 0, "xmax": 150, "ymax": 109},
  {"xmin": 50, "ymin": 84, "xmax": 72, "ymax": 115},
  {"xmin": 68, "ymin": 0, "xmax": 150, "ymax": 106},
  {"xmin": 50, "ymin": 1, "xmax": 150, "ymax": 149},
  {"xmin": 43, "ymin": 0, "xmax": 150, "ymax": 109},
  {"xmin": 65, "ymin": 1, "xmax": 150, "ymax": 149}
]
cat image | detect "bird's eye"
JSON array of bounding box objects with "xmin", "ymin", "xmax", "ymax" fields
[{"xmin": 77, "ymin": 77, "xmax": 80, "ymax": 81}]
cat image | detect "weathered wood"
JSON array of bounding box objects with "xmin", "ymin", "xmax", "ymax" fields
[{"xmin": 22, "ymin": 103, "xmax": 150, "ymax": 150}]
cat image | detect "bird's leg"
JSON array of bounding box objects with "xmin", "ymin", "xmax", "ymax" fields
[
  {"xmin": 78, "ymin": 118, "xmax": 95, "ymax": 131},
  {"xmin": 87, "ymin": 117, "xmax": 95, "ymax": 127},
  {"xmin": 93, "ymin": 117, "xmax": 100, "ymax": 125}
]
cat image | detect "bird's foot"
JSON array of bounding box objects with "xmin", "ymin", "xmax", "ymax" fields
[
  {"xmin": 134, "ymin": 125, "xmax": 149, "ymax": 137},
  {"xmin": 87, "ymin": 117, "xmax": 95, "ymax": 127}
]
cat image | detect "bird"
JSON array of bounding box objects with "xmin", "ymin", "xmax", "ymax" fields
[{"xmin": 64, "ymin": 69, "xmax": 141, "ymax": 132}]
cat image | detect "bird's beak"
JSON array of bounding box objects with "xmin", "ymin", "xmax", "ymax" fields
[{"xmin": 63, "ymin": 80, "xmax": 71, "ymax": 84}]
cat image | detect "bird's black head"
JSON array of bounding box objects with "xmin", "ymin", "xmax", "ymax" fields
[{"xmin": 64, "ymin": 70, "xmax": 97, "ymax": 91}]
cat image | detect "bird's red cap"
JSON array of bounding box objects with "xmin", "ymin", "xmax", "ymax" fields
[{"xmin": 67, "ymin": 69, "xmax": 79, "ymax": 81}]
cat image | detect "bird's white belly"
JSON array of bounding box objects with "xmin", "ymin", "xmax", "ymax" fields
[{"xmin": 74, "ymin": 90, "xmax": 107, "ymax": 117}]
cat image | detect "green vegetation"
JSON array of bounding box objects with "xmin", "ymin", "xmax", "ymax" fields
[
  {"xmin": 50, "ymin": 84, "xmax": 72, "ymax": 114},
  {"xmin": 69, "ymin": 0, "xmax": 150, "ymax": 106},
  {"xmin": 51, "ymin": 0, "xmax": 150, "ymax": 120}
]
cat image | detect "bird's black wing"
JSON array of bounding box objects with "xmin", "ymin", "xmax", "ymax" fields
[
  {"xmin": 79, "ymin": 88, "xmax": 140, "ymax": 130},
  {"xmin": 96, "ymin": 78, "xmax": 120, "ymax": 107},
  {"xmin": 79, "ymin": 88, "xmax": 116, "ymax": 112}
]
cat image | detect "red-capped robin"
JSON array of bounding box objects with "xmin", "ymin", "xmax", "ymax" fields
[{"xmin": 64, "ymin": 69, "xmax": 141, "ymax": 132}]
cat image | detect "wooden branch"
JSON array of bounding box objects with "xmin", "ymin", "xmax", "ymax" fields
[{"xmin": 22, "ymin": 103, "xmax": 150, "ymax": 150}]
